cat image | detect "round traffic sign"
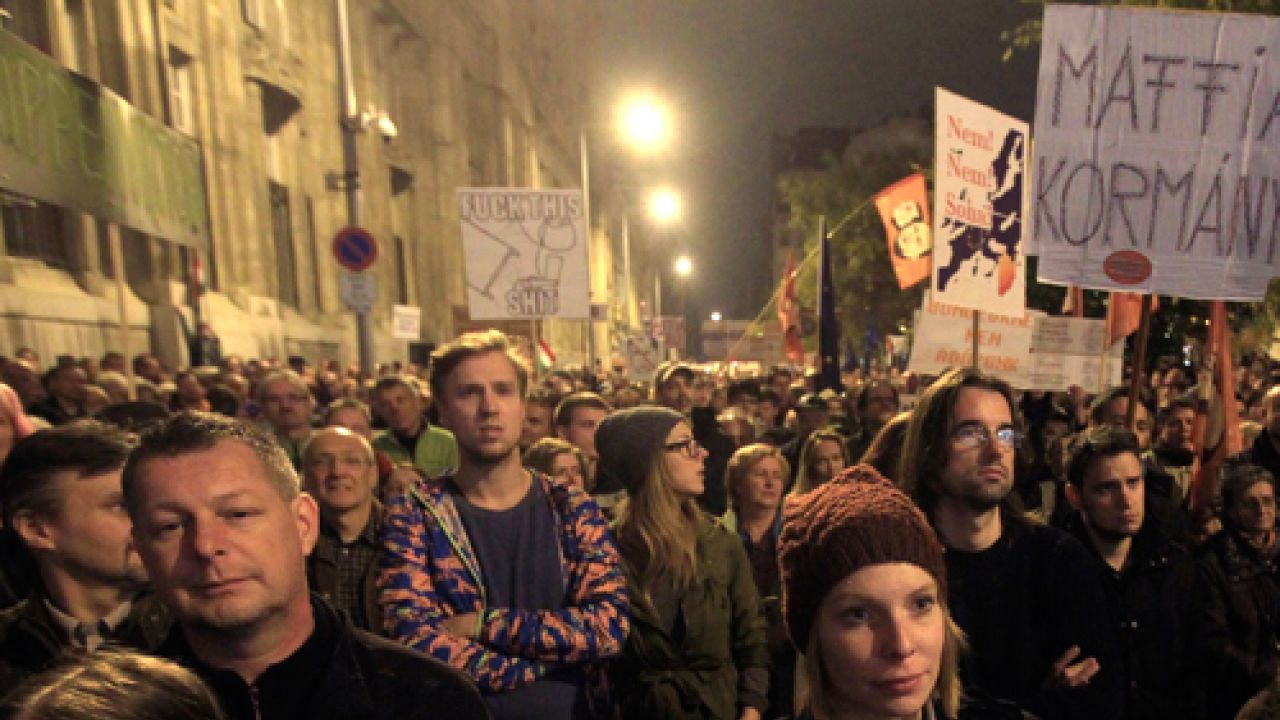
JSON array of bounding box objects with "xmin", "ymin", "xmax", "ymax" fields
[{"xmin": 332, "ymin": 227, "xmax": 378, "ymax": 272}]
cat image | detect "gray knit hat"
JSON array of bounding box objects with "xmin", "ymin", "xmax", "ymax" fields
[{"xmin": 594, "ymin": 406, "xmax": 686, "ymax": 494}]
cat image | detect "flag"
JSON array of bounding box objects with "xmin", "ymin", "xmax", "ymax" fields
[
  {"xmin": 778, "ymin": 250, "xmax": 804, "ymax": 364},
  {"xmin": 1190, "ymin": 300, "xmax": 1243, "ymax": 515},
  {"xmin": 817, "ymin": 218, "xmax": 841, "ymax": 392},
  {"xmin": 1105, "ymin": 292, "xmax": 1157, "ymax": 347},
  {"xmin": 874, "ymin": 173, "xmax": 932, "ymax": 289},
  {"xmin": 187, "ymin": 252, "xmax": 205, "ymax": 309},
  {"xmin": 1062, "ymin": 286, "xmax": 1084, "ymax": 318},
  {"xmin": 536, "ymin": 338, "xmax": 556, "ymax": 371}
]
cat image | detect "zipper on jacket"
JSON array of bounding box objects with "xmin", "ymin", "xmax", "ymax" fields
[{"xmin": 249, "ymin": 684, "xmax": 262, "ymax": 720}]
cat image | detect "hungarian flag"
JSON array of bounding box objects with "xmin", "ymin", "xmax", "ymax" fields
[
  {"xmin": 535, "ymin": 339, "xmax": 556, "ymax": 372},
  {"xmin": 874, "ymin": 173, "xmax": 932, "ymax": 289},
  {"xmin": 778, "ymin": 250, "xmax": 804, "ymax": 364}
]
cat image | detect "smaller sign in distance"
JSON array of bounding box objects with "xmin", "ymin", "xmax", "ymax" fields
[{"xmin": 339, "ymin": 270, "xmax": 376, "ymax": 313}]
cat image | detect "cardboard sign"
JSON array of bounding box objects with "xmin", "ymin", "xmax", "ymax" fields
[{"xmin": 875, "ymin": 173, "xmax": 932, "ymax": 289}]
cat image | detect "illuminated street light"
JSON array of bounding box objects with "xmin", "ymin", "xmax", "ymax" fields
[
  {"xmin": 710, "ymin": 311, "xmax": 722, "ymax": 322},
  {"xmin": 618, "ymin": 93, "xmax": 671, "ymax": 153},
  {"xmin": 674, "ymin": 255, "xmax": 693, "ymax": 277},
  {"xmin": 648, "ymin": 188, "xmax": 681, "ymax": 224}
]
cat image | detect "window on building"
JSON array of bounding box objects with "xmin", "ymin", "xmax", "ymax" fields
[
  {"xmin": 394, "ymin": 235, "xmax": 409, "ymax": 305},
  {"xmin": 2, "ymin": 198, "xmax": 67, "ymax": 268},
  {"xmin": 61, "ymin": 0, "xmax": 94, "ymax": 74},
  {"xmin": 242, "ymin": 0, "xmax": 265, "ymax": 30},
  {"xmin": 166, "ymin": 46, "xmax": 195, "ymax": 136},
  {"xmin": 268, "ymin": 181, "xmax": 298, "ymax": 308}
]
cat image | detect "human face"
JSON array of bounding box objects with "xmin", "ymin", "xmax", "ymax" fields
[
  {"xmin": 53, "ymin": 367, "xmax": 88, "ymax": 404},
  {"xmin": 550, "ymin": 452, "xmax": 585, "ymax": 490},
  {"xmin": 813, "ymin": 439, "xmax": 847, "ymax": 484},
  {"xmin": 375, "ymin": 384, "xmax": 423, "ymax": 437},
  {"xmin": 817, "ymin": 563, "xmax": 945, "ymax": 720},
  {"xmin": 1040, "ymin": 419, "xmax": 1070, "ymax": 454},
  {"xmin": 757, "ymin": 399, "xmax": 780, "ymax": 427},
  {"xmin": 558, "ymin": 406, "xmax": 608, "ymax": 461},
  {"xmin": 661, "ymin": 421, "xmax": 707, "ymax": 497},
  {"xmin": 862, "ymin": 384, "xmax": 899, "ymax": 428},
  {"xmin": 737, "ymin": 456, "xmax": 784, "ymax": 513},
  {"xmin": 325, "ymin": 407, "xmax": 372, "ymax": 441},
  {"xmin": 1231, "ymin": 480, "xmax": 1277, "ymax": 538},
  {"xmin": 1265, "ymin": 391, "xmax": 1280, "ymax": 441},
  {"xmin": 303, "ymin": 431, "xmax": 377, "ymax": 515},
  {"xmin": 655, "ymin": 375, "xmax": 693, "ymax": 415},
  {"xmin": 436, "ymin": 351, "xmax": 524, "ymax": 465},
  {"xmin": 1102, "ymin": 397, "xmax": 1151, "ymax": 451},
  {"xmin": 131, "ymin": 440, "xmax": 317, "ymax": 634},
  {"xmin": 1075, "ymin": 452, "xmax": 1145, "ymax": 541},
  {"xmin": 521, "ymin": 404, "xmax": 553, "ymax": 449},
  {"xmin": 260, "ymin": 380, "xmax": 313, "ymax": 435},
  {"xmin": 938, "ymin": 388, "xmax": 1016, "ymax": 512},
  {"xmin": 1157, "ymin": 407, "xmax": 1196, "ymax": 453},
  {"xmin": 30, "ymin": 469, "xmax": 148, "ymax": 590},
  {"xmin": 797, "ymin": 408, "xmax": 831, "ymax": 438}
]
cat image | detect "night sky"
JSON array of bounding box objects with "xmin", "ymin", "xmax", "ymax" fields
[{"xmin": 591, "ymin": 0, "xmax": 1044, "ymax": 321}]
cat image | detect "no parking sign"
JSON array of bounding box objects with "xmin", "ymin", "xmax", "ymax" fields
[{"xmin": 332, "ymin": 227, "xmax": 378, "ymax": 272}]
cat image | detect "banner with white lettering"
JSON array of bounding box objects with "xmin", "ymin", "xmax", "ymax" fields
[
  {"xmin": 908, "ymin": 294, "xmax": 1122, "ymax": 391},
  {"xmin": 932, "ymin": 88, "xmax": 1029, "ymax": 316},
  {"xmin": 458, "ymin": 188, "xmax": 589, "ymax": 319},
  {"xmin": 1032, "ymin": 6, "xmax": 1280, "ymax": 300}
]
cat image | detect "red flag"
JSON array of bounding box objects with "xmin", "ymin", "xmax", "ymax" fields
[
  {"xmin": 874, "ymin": 173, "xmax": 932, "ymax": 289},
  {"xmin": 1190, "ymin": 300, "xmax": 1242, "ymax": 515},
  {"xmin": 778, "ymin": 250, "xmax": 804, "ymax": 364},
  {"xmin": 1105, "ymin": 292, "xmax": 1157, "ymax": 347}
]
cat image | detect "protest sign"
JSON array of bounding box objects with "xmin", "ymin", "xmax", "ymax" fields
[
  {"xmin": 458, "ymin": 188, "xmax": 589, "ymax": 319},
  {"xmin": 875, "ymin": 173, "xmax": 933, "ymax": 289},
  {"xmin": 908, "ymin": 295, "xmax": 1121, "ymax": 391},
  {"xmin": 932, "ymin": 88, "xmax": 1029, "ymax": 316},
  {"xmin": 1032, "ymin": 6, "xmax": 1280, "ymax": 300}
]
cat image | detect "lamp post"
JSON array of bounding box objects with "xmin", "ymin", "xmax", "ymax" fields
[{"xmin": 672, "ymin": 255, "xmax": 693, "ymax": 358}]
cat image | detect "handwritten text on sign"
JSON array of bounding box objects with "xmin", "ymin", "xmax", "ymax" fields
[{"xmin": 1032, "ymin": 6, "xmax": 1280, "ymax": 300}]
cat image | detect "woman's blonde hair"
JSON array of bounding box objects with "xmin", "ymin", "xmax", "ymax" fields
[
  {"xmin": 614, "ymin": 441, "xmax": 701, "ymax": 597},
  {"xmin": 725, "ymin": 443, "xmax": 789, "ymax": 509},
  {"xmin": 790, "ymin": 429, "xmax": 848, "ymax": 496},
  {"xmin": 795, "ymin": 599, "xmax": 965, "ymax": 719}
]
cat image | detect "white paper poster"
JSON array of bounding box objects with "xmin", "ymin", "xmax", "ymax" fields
[
  {"xmin": 1032, "ymin": 5, "xmax": 1280, "ymax": 300},
  {"xmin": 932, "ymin": 87, "xmax": 1029, "ymax": 316},
  {"xmin": 458, "ymin": 188, "xmax": 589, "ymax": 319}
]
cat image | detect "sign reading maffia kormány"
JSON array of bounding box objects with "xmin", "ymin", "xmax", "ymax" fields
[
  {"xmin": 458, "ymin": 188, "xmax": 589, "ymax": 320},
  {"xmin": 1032, "ymin": 5, "xmax": 1280, "ymax": 300}
]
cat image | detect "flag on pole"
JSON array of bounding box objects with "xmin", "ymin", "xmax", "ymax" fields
[
  {"xmin": 817, "ymin": 218, "xmax": 841, "ymax": 392},
  {"xmin": 1105, "ymin": 292, "xmax": 1157, "ymax": 347},
  {"xmin": 778, "ymin": 250, "xmax": 804, "ymax": 364},
  {"xmin": 536, "ymin": 338, "xmax": 556, "ymax": 371},
  {"xmin": 874, "ymin": 173, "xmax": 932, "ymax": 289},
  {"xmin": 1190, "ymin": 300, "xmax": 1242, "ymax": 515},
  {"xmin": 1062, "ymin": 286, "xmax": 1085, "ymax": 318}
]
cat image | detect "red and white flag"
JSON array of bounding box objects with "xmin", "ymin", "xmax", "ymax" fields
[{"xmin": 778, "ymin": 250, "xmax": 804, "ymax": 364}]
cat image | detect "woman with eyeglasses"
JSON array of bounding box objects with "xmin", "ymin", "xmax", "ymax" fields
[{"xmin": 595, "ymin": 406, "xmax": 770, "ymax": 720}]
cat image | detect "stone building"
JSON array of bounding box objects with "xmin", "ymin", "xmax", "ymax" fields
[{"xmin": 0, "ymin": 0, "xmax": 615, "ymax": 371}]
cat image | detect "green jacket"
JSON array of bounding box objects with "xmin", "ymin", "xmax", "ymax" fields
[
  {"xmin": 615, "ymin": 513, "xmax": 770, "ymax": 719},
  {"xmin": 373, "ymin": 424, "xmax": 458, "ymax": 479}
]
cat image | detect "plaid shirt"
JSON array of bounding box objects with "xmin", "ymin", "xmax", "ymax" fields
[{"xmin": 315, "ymin": 517, "xmax": 381, "ymax": 630}]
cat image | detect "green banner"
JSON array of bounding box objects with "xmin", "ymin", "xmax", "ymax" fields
[{"xmin": 0, "ymin": 30, "xmax": 208, "ymax": 249}]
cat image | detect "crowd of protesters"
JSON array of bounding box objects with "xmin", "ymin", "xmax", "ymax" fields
[{"xmin": 0, "ymin": 333, "xmax": 1275, "ymax": 719}]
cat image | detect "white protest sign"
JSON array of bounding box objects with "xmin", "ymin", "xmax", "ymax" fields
[
  {"xmin": 907, "ymin": 295, "xmax": 1122, "ymax": 391},
  {"xmin": 391, "ymin": 305, "xmax": 421, "ymax": 340},
  {"xmin": 932, "ymin": 88, "xmax": 1029, "ymax": 316},
  {"xmin": 458, "ymin": 188, "xmax": 589, "ymax": 319},
  {"xmin": 1032, "ymin": 6, "xmax": 1280, "ymax": 300}
]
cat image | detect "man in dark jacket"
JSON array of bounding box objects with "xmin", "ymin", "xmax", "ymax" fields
[
  {"xmin": 302, "ymin": 427, "xmax": 383, "ymax": 633},
  {"xmin": 123, "ymin": 411, "xmax": 487, "ymax": 720},
  {"xmin": 1062, "ymin": 426, "xmax": 1196, "ymax": 720},
  {"xmin": 1230, "ymin": 385, "xmax": 1280, "ymax": 482},
  {"xmin": 0, "ymin": 421, "xmax": 170, "ymax": 697}
]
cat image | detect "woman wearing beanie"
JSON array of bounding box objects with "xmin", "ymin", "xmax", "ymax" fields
[
  {"xmin": 595, "ymin": 406, "xmax": 770, "ymax": 720},
  {"xmin": 777, "ymin": 465, "xmax": 1022, "ymax": 720}
]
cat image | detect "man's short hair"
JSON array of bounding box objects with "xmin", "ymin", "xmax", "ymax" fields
[
  {"xmin": 899, "ymin": 367, "xmax": 1024, "ymax": 513},
  {"xmin": 856, "ymin": 379, "xmax": 900, "ymax": 413},
  {"xmin": 553, "ymin": 392, "xmax": 611, "ymax": 429},
  {"xmin": 1065, "ymin": 426, "xmax": 1140, "ymax": 488},
  {"xmin": 1221, "ymin": 464, "xmax": 1276, "ymax": 523},
  {"xmin": 1157, "ymin": 397, "xmax": 1197, "ymax": 427},
  {"xmin": 255, "ymin": 369, "xmax": 310, "ymax": 404},
  {"xmin": 323, "ymin": 397, "xmax": 372, "ymax": 425},
  {"xmin": 372, "ymin": 375, "xmax": 419, "ymax": 398},
  {"xmin": 122, "ymin": 411, "xmax": 300, "ymax": 518},
  {"xmin": 303, "ymin": 426, "xmax": 375, "ymax": 467},
  {"xmin": 726, "ymin": 379, "xmax": 761, "ymax": 405},
  {"xmin": 1088, "ymin": 387, "xmax": 1152, "ymax": 427},
  {"xmin": 759, "ymin": 387, "xmax": 782, "ymax": 406},
  {"xmin": 429, "ymin": 330, "xmax": 529, "ymax": 400},
  {"xmin": 1, "ymin": 421, "xmax": 136, "ymax": 529},
  {"xmin": 526, "ymin": 388, "xmax": 561, "ymax": 412}
]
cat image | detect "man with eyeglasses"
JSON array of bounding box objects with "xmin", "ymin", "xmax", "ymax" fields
[
  {"xmin": 257, "ymin": 370, "xmax": 315, "ymax": 471},
  {"xmin": 899, "ymin": 367, "xmax": 1122, "ymax": 720},
  {"xmin": 303, "ymin": 426, "xmax": 383, "ymax": 633}
]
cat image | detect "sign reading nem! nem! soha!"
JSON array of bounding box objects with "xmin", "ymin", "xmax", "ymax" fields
[{"xmin": 1032, "ymin": 5, "xmax": 1280, "ymax": 301}]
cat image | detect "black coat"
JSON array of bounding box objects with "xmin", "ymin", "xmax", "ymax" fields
[
  {"xmin": 1064, "ymin": 514, "xmax": 1197, "ymax": 720},
  {"xmin": 690, "ymin": 406, "xmax": 733, "ymax": 516},
  {"xmin": 163, "ymin": 595, "xmax": 488, "ymax": 720},
  {"xmin": 1193, "ymin": 529, "xmax": 1280, "ymax": 720}
]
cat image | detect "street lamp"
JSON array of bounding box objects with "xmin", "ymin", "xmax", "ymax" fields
[
  {"xmin": 674, "ymin": 255, "xmax": 693, "ymax": 277},
  {"xmin": 648, "ymin": 188, "xmax": 681, "ymax": 225},
  {"xmin": 617, "ymin": 93, "xmax": 672, "ymax": 154}
]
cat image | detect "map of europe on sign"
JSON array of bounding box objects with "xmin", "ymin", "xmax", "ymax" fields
[
  {"xmin": 1032, "ymin": 6, "xmax": 1280, "ymax": 300},
  {"xmin": 458, "ymin": 188, "xmax": 590, "ymax": 320},
  {"xmin": 932, "ymin": 88, "xmax": 1029, "ymax": 317}
]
